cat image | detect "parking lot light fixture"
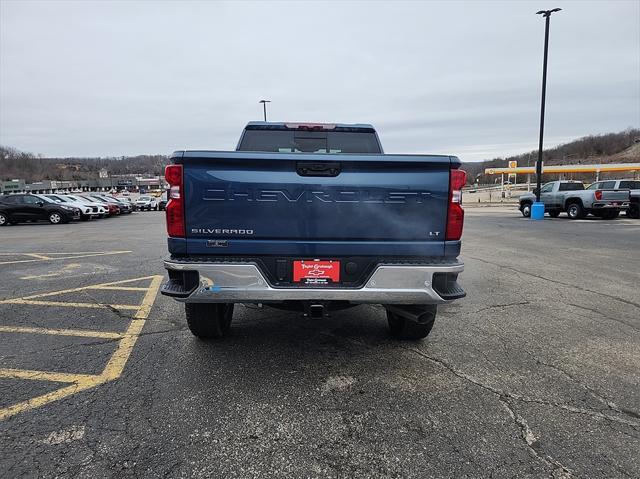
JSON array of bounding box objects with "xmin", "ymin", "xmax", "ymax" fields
[
  {"xmin": 532, "ymin": 7, "xmax": 562, "ymax": 220},
  {"xmin": 259, "ymin": 100, "xmax": 271, "ymax": 122}
]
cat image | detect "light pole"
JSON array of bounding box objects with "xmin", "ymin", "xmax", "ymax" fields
[
  {"xmin": 532, "ymin": 8, "xmax": 561, "ymax": 219},
  {"xmin": 259, "ymin": 100, "xmax": 271, "ymax": 122}
]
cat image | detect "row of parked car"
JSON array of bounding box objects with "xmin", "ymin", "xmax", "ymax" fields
[{"xmin": 0, "ymin": 192, "xmax": 166, "ymax": 226}]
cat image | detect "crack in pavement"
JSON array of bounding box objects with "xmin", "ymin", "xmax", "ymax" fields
[
  {"xmin": 400, "ymin": 345, "xmax": 640, "ymax": 429},
  {"xmin": 472, "ymin": 301, "xmax": 530, "ymax": 314},
  {"xmin": 565, "ymin": 302, "xmax": 639, "ymax": 331},
  {"xmin": 320, "ymin": 331, "xmax": 577, "ymax": 475},
  {"xmin": 499, "ymin": 398, "xmax": 572, "ymax": 478},
  {"xmin": 532, "ymin": 357, "xmax": 640, "ymax": 420},
  {"xmin": 465, "ymin": 255, "xmax": 640, "ymax": 310},
  {"xmin": 398, "ymin": 345, "xmax": 640, "ymax": 478}
]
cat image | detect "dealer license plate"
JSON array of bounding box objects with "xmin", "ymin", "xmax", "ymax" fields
[{"xmin": 293, "ymin": 260, "xmax": 340, "ymax": 285}]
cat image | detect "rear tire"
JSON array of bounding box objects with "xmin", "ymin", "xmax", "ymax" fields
[
  {"xmin": 602, "ymin": 210, "xmax": 620, "ymax": 220},
  {"xmin": 627, "ymin": 204, "xmax": 639, "ymax": 219},
  {"xmin": 521, "ymin": 203, "xmax": 531, "ymax": 218},
  {"xmin": 185, "ymin": 303, "xmax": 234, "ymax": 339},
  {"xmin": 386, "ymin": 305, "xmax": 437, "ymax": 340},
  {"xmin": 566, "ymin": 202, "xmax": 585, "ymax": 220}
]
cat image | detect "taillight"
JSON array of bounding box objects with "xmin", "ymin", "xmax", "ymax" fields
[
  {"xmin": 165, "ymin": 164, "xmax": 185, "ymax": 237},
  {"xmin": 594, "ymin": 190, "xmax": 602, "ymax": 201},
  {"xmin": 446, "ymin": 169, "xmax": 467, "ymax": 241}
]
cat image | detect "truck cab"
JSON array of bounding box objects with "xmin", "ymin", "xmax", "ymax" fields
[{"xmin": 161, "ymin": 122, "xmax": 467, "ymax": 340}]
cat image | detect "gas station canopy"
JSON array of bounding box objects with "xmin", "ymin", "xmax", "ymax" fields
[{"xmin": 485, "ymin": 163, "xmax": 640, "ymax": 175}]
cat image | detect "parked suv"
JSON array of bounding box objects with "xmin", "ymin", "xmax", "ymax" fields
[
  {"xmin": 135, "ymin": 195, "xmax": 159, "ymax": 211},
  {"xmin": 80, "ymin": 194, "xmax": 120, "ymax": 216},
  {"xmin": 40, "ymin": 194, "xmax": 95, "ymax": 221},
  {"xmin": 85, "ymin": 193, "xmax": 133, "ymax": 215},
  {"xmin": 0, "ymin": 194, "xmax": 81, "ymax": 225},
  {"xmin": 63, "ymin": 195, "xmax": 108, "ymax": 218},
  {"xmin": 100, "ymin": 194, "xmax": 133, "ymax": 214}
]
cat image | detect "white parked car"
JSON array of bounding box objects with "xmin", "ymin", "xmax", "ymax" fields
[
  {"xmin": 37, "ymin": 194, "xmax": 95, "ymax": 221},
  {"xmin": 61, "ymin": 194, "xmax": 108, "ymax": 218},
  {"xmin": 135, "ymin": 195, "xmax": 158, "ymax": 211}
]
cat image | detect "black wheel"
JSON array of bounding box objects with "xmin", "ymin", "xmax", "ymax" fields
[
  {"xmin": 627, "ymin": 204, "xmax": 639, "ymax": 219},
  {"xmin": 80, "ymin": 215, "xmax": 90, "ymax": 221},
  {"xmin": 0, "ymin": 212, "xmax": 8, "ymax": 226},
  {"xmin": 566, "ymin": 202, "xmax": 585, "ymax": 220},
  {"xmin": 548, "ymin": 210, "xmax": 561, "ymax": 218},
  {"xmin": 386, "ymin": 305, "xmax": 437, "ymax": 340},
  {"xmin": 48, "ymin": 212, "xmax": 63, "ymax": 224},
  {"xmin": 602, "ymin": 210, "xmax": 620, "ymax": 220},
  {"xmin": 520, "ymin": 203, "xmax": 532, "ymax": 218},
  {"xmin": 185, "ymin": 303, "xmax": 234, "ymax": 339}
]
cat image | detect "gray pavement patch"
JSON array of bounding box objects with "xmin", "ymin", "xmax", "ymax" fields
[
  {"xmin": 0, "ymin": 332, "xmax": 119, "ymax": 375},
  {"xmin": 0, "ymin": 378, "xmax": 64, "ymax": 408}
]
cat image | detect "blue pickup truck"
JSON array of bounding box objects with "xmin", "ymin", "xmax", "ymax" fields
[{"xmin": 161, "ymin": 122, "xmax": 466, "ymax": 340}]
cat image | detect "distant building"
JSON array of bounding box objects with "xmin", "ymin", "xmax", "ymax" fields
[
  {"xmin": 2, "ymin": 174, "xmax": 167, "ymax": 195},
  {"xmin": 1, "ymin": 179, "xmax": 26, "ymax": 194},
  {"xmin": 98, "ymin": 168, "xmax": 109, "ymax": 178}
]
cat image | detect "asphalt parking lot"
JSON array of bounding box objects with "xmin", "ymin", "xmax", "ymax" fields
[{"xmin": 0, "ymin": 208, "xmax": 638, "ymax": 478}]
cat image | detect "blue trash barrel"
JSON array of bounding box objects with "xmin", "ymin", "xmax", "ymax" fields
[{"xmin": 531, "ymin": 202, "xmax": 545, "ymax": 220}]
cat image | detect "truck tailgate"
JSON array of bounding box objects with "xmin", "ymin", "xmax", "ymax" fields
[
  {"xmin": 175, "ymin": 151, "xmax": 456, "ymax": 256},
  {"xmin": 599, "ymin": 189, "xmax": 630, "ymax": 202}
]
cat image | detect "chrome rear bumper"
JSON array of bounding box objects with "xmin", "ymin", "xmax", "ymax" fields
[{"xmin": 162, "ymin": 260, "xmax": 465, "ymax": 304}]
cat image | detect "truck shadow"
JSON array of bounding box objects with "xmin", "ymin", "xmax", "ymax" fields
[{"xmin": 179, "ymin": 304, "xmax": 446, "ymax": 401}]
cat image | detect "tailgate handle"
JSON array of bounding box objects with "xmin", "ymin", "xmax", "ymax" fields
[{"xmin": 296, "ymin": 162, "xmax": 341, "ymax": 177}]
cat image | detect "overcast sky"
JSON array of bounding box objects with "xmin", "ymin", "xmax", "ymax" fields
[{"xmin": 1, "ymin": 0, "xmax": 638, "ymax": 161}]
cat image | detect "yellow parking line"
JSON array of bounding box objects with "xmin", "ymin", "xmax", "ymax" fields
[
  {"xmin": 86, "ymin": 286, "xmax": 149, "ymax": 291},
  {"xmin": 101, "ymin": 275, "xmax": 163, "ymax": 380},
  {"xmin": 0, "ymin": 368, "xmax": 98, "ymax": 383},
  {"xmin": 0, "ymin": 275, "xmax": 164, "ymax": 421},
  {"xmin": 29, "ymin": 252, "xmax": 127, "ymax": 255},
  {"xmin": 0, "ymin": 381, "xmax": 99, "ymax": 421},
  {"xmin": 24, "ymin": 253, "xmax": 52, "ymax": 260},
  {"xmin": 0, "ymin": 299, "xmax": 139, "ymax": 310},
  {"xmin": 0, "ymin": 252, "xmax": 120, "ymax": 256},
  {"xmin": 0, "ymin": 251, "xmax": 132, "ymax": 266},
  {"xmin": 0, "ymin": 325, "xmax": 123, "ymax": 339},
  {"xmin": 9, "ymin": 275, "xmax": 158, "ymax": 300}
]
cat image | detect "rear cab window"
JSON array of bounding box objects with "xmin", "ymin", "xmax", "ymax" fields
[
  {"xmin": 558, "ymin": 183, "xmax": 585, "ymax": 191},
  {"xmin": 237, "ymin": 124, "xmax": 382, "ymax": 154},
  {"xmin": 619, "ymin": 181, "xmax": 640, "ymax": 189}
]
